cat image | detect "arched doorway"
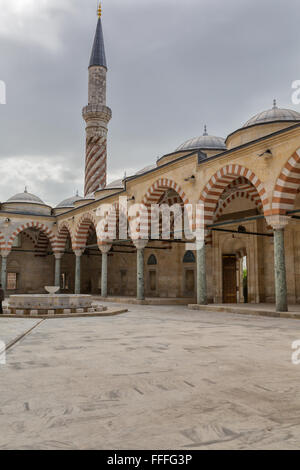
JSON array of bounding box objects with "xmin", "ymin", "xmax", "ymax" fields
[
  {"xmin": 7, "ymin": 225, "xmax": 55, "ymax": 294},
  {"xmin": 200, "ymin": 165, "xmax": 269, "ymax": 304}
]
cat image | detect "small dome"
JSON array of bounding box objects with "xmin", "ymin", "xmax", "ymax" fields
[
  {"xmin": 7, "ymin": 189, "xmax": 45, "ymax": 205},
  {"xmin": 56, "ymin": 193, "xmax": 83, "ymax": 208},
  {"xmin": 176, "ymin": 126, "xmax": 226, "ymax": 152},
  {"xmin": 105, "ymin": 179, "xmax": 124, "ymax": 189},
  {"xmin": 243, "ymin": 100, "xmax": 300, "ymax": 128},
  {"xmin": 135, "ymin": 165, "xmax": 156, "ymax": 176}
]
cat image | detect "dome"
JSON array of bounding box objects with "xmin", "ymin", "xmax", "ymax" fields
[
  {"xmin": 176, "ymin": 126, "xmax": 226, "ymax": 152},
  {"xmin": 105, "ymin": 179, "xmax": 124, "ymax": 189},
  {"xmin": 7, "ymin": 189, "xmax": 45, "ymax": 205},
  {"xmin": 56, "ymin": 193, "xmax": 83, "ymax": 208},
  {"xmin": 243, "ymin": 100, "xmax": 300, "ymax": 128},
  {"xmin": 135, "ymin": 165, "xmax": 156, "ymax": 176}
]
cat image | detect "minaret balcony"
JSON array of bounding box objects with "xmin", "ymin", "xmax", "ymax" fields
[{"xmin": 82, "ymin": 104, "xmax": 112, "ymax": 123}]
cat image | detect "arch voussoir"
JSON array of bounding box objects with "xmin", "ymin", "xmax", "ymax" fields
[
  {"xmin": 200, "ymin": 164, "xmax": 269, "ymax": 226},
  {"xmin": 272, "ymin": 149, "xmax": 300, "ymax": 215}
]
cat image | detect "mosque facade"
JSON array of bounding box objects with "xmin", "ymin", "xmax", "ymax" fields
[{"xmin": 1, "ymin": 10, "xmax": 300, "ymax": 312}]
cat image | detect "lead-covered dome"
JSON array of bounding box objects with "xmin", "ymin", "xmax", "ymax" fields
[
  {"xmin": 56, "ymin": 192, "xmax": 83, "ymax": 209},
  {"xmin": 4, "ymin": 188, "xmax": 51, "ymax": 215},
  {"xmin": 243, "ymin": 100, "xmax": 300, "ymax": 128},
  {"xmin": 226, "ymin": 100, "xmax": 300, "ymax": 150},
  {"xmin": 176, "ymin": 126, "xmax": 226, "ymax": 152},
  {"xmin": 7, "ymin": 189, "xmax": 45, "ymax": 205}
]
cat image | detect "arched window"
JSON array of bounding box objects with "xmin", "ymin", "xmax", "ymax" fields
[
  {"xmin": 147, "ymin": 254, "xmax": 157, "ymax": 266},
  {"xmin": 183, "ymin": 251, "xmax": 195, "ymax": 263}
]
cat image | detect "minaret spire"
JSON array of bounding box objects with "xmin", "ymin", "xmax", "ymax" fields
[
  {"xmin": 89, "ymin": 4, "xmax": 107, "ymax": 69},
  {"xmin": 82, "ymin": 6, "xmax": 112, "ymax": 196}
]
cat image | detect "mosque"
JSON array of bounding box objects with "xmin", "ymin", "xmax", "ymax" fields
[{"xmin": 1, "ymin": 7, "xmax": 300, "ymax": 312}]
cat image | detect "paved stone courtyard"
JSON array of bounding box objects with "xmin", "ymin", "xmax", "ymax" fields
[{"xmin": 0, "ymin": 303, "xmax": 300, "ymax": 450}]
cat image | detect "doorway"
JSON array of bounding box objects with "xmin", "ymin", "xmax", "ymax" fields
[{"xmin": 222, "ymin": 255, "xmax": 237, "ymax": 303}]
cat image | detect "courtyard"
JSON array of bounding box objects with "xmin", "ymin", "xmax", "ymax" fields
[{"xmin": 0, "ymin": 304, "xmax": 300, "ymax": 450}]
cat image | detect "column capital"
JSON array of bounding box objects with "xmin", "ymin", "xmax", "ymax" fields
[
  {"xmin": 98, "ymin": 242, "xmax": 112, "ymax": 254},
  {"xmin": 74, "ymin": 250, "xmax": 83, "ymax": 257},
  {"xmin": 54, "ymin": 252, "xmax": 64, "ymax": 260},
  {"xmin": 266, "ymin": 215, "xmax": 290, "ymax": 230},
  {"xmin": 0, "ymin": 250, "xmax": 10, "ymax": 258},
  {"xmin": 133, "ymin": 239, "xmax": 148, "ymax": 250}
]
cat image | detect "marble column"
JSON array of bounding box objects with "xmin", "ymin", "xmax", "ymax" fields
[
  {"xmin": 267, "ymin": 216, "xmax": 289, "ymax": 312},
  {"xmin": 99, "ymin": 243, "xmax": 112, "ymax": 298},
  {"xmin": 133, "ymin": 240, "xmax": 148, "ymax": 301},
  {"xmin": 54, "ymin": 253, "xmax": 63, "ymax": 289},
  {"xmin": 196, "ymin": 237, "xmax": 207, "ymax": 305},
  {"xmin": 74, "ymin": 250, "xmax": 82, "ymax": 294},
  {"xmin": 274, "ymin": 228, "xmax": 288, "ymax": 312},
  {"xmin": 1, "ymin": 251, "xmax": 9, "ymax": 293}
]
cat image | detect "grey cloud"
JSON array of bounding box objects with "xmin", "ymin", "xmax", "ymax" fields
[{"xmin": 0, "ymin": 0, "xmax": 299, "ymax": 205}]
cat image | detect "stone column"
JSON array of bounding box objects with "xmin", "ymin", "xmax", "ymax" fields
[
  {"xmin": 1, "ymin": 251, "xmax": 10, "ymax": 293},
  {"xmin": 267, "ymin": 216, "xmax": 290, "ymax": 312},
  {"xmin": 196, "ymin": 237, "xmax": 207, "ymax": 305},
  {"xmin": 133, "ymin": 240, "xmax": 148, "ymax": 301},
  {"xmin": 54, "ymin": 253, "xmax": 63, "ymax": 289},
  {"xmin": 74, "ymin": 250, "xmax": 83, "ymax": 295},
  {"xmin": 99, "ymin": 243, "xmax": 112, "ymax": 298}
]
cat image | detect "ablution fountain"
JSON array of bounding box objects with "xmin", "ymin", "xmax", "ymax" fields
[{"xmin": 6, "ymin": 286, "xmax": 103, "ymax": 316}]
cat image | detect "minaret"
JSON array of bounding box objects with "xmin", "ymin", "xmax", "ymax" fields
[{"xmin": 82, "ymin": 4, "xmax": 112, "ymax": 196}]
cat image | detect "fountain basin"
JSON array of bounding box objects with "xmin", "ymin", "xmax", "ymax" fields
[{"xmin": 7, "ymin": 294, "xmax": 95, "ymax": 315}]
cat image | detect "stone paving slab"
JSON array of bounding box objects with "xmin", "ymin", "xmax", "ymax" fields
[
  {"xmin": 0, "ymin": 304, "xmax": 300, "ymax": 449},
  {"xmin": 0, "ymin": 318, "xmax": 41, "ymax": 347}
]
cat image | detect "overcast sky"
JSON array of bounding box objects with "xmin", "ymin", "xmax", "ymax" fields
[{"xmin": 0, "ymin": 0, "xmax": 300, "ymax": 206}]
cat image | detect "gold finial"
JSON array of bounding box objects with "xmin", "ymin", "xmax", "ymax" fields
[{"xmin": 98, "ymin": 2, "xmax": 102, "ymax": 18}]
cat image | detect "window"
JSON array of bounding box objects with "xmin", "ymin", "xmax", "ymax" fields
[
  {"xmin": 7, "ymin": 273, "xmax": 18, "ymax": 290},
  {"xmin": 147, "ymin": 254, "xmax": 157, "ymax": 266},
  {"xmin": 183, "ymin": 251, "xmax": 195, "ymax": 263}
]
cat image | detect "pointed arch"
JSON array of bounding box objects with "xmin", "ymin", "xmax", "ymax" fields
[
  {"xmin": 7, "ymin": 221, "xmax": 55, "ymax": 251},
  {"xmin": 142, "ymin": 178, "xmax": 190, "ymax": 207},
  {"xmin": 272, "ymin": 149, "xmax": 300, "ymax": 215},
  {"xmin": 147, "ymin": 254, "xmax": 157, "ymax": 265},
  {"xmin": 183, "ymin": 251, "xmax": 196, "ymax": 263},
  {"xmin": 74, "ymin": 212, "xmax": 97, "ymax": 250},
  {"xmin": 53, "ymin": 221, "xmax": 74, "ymax": 253},
  {"xmin": 215, "ymin": 190, "xmax": 262, "ymax": 222},
  {"xmin": 200, "ymin": 164, "xmax": 270, "ymax": 226}
]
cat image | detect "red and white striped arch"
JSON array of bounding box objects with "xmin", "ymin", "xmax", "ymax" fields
[
  {"xmin": 142, "ymin": 178, "xmax": 190, "ymax": 207},
  {"xmin": 200, "ymin": 164, "xmax": 270, "ymax": 226},
  {"xmin": 74, "ymin": 213, "xmax": 97, "ymax": 251},
  {"xmin": 140, "ymin": 179, "xmax": 190, "ymax": 239},
  {"xmin": 22, "ymin": 231, "xmax": 49, "ymax": 256},
  {"xmin": 35, "ymin": 232, "xmax": 50, "ymax": 256},
  {"xmin": 214, "ymin": 190, "xmax": 262, "ymax": 222},
  {"xmin": 0, "ymin": 232, "xmax": 6, "ymax": 251},
  {"xmin": 7, "ymin": 221, "xmax": 55, "ymax": 251},
  {"xmin": 272, "ymin": 149, "xmax": 300, "ymax": 215},
  {"xmin": 53, "ymin": 222, "xmax": 73, "ymax": 254}
]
